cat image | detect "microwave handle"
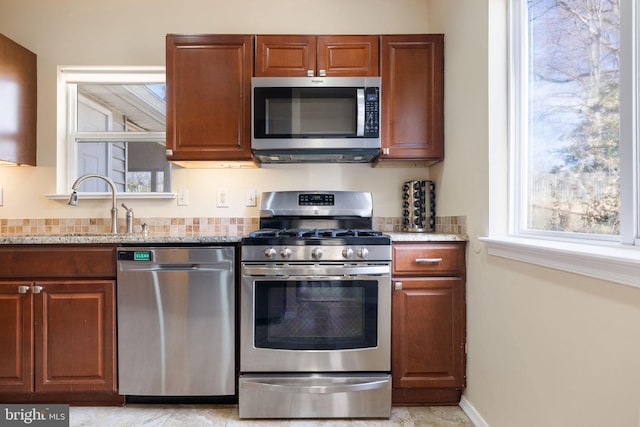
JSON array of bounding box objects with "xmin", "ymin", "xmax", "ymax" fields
[{"xmin": 356, "ymin": 88, "xmax": 365, "ymax": 136}]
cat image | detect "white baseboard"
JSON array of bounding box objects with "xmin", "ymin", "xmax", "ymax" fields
[{"xmin": 459, "ymin": 395, "xmax": 489, "ymax": 427}]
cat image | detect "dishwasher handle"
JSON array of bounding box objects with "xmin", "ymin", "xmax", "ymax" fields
[{"xmin": 119, "ymin": 262, "xmax": 232, "ymax": 273}]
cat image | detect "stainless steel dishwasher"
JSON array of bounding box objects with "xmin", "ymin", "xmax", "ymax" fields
[{"xmin": 116, "ymin": 246, "xmax": 235, "ymax": 397}]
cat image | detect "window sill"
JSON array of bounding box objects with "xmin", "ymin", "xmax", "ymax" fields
[
  {"xmin": 480, "ymin": 235, "xmax": 640, "ymax": 289},
  {"xmin": 46, "ymin": 192, "xmax": 176, "ymax": 201}
]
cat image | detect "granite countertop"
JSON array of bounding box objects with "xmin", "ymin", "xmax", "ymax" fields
[
  {"xmin": 0, "ymin": 234, "xmax": 243, "ymax": 245},
  {"xmin": 0, "ymin": 232, "xmax": 467, "ymax": 245},
  {"xmin": 386, "ymin": 232, "xmax": 468, "ymax": 242}
]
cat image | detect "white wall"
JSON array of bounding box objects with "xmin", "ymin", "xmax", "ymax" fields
[
  {"xmin": 0, "ymin": 0, "xmax": 431, "ymax": 219},
  {"xmin": 428, "ymin": 0, "xmax": 640, "ymax": 426}
]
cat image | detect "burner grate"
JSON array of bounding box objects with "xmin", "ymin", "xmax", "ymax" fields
[{"xmin": 248, "ymin": 228, "xmax": 384, "ymax": 239}]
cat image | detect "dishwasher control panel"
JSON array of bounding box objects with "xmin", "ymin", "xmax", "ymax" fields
[{"xmin": 118, "ymin": 250, "xmax": 153, "ymax": 261}]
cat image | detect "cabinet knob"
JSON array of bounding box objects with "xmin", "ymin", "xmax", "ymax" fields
[
  {"xmin": 318, "ymin": 69, "xmax": 327, "ymax": 77},
  {"xmin": 31, "ymin": 285, "xmax": 43, "ymax": 294},
  {"xmin": 382, "ymin": 148, "xmax": 390, "ymax": 155},
  {"xmin": 18, "ymin": 285, "xmax": 30, "ymax": 294},
  {"xmin": 307, "ymin": 70, "xmax": 314, "ymax": 77},
  {"xmin": 166, "ymin": 149, "xmax": 173, "ymax": 157},
  {"xmin": 394, "ymin": 282, "xmax": 403, "ymax": 290}
]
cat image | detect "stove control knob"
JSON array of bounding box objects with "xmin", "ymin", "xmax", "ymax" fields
[
  {"xmin": 311, "ymin": 247, "xmax": 323, "ymax": 260},
  {"xmin": 280, "ymin": 247, "xmax": 292, "ymax": 259},
  {"xmin": 342, "ymin": 248, "xmax": 354, "ymax": 259},
  {"xmin": 357, "ymin": 247, "xmax": 369, "ymax": 259},
  {"xmin": 264, "ymin": 248, "xmax": 277, "ymax": 259}
]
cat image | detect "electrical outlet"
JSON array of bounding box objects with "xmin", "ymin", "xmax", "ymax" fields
[
  {"xmin": 246, "ymin": 189, "xmax": 257, "ymax": 207},
  {"xmin": 217, "ymin": 189, "xmax": 229, "ymax": 208},
  {"xmin": 177, "ymin": 188, "xmax": 189, "ymax": 206}
]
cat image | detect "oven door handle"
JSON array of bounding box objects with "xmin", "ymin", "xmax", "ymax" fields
[
  {"xmin": 241, "ymin": 378, "xmax": 389, "ymax": 394},
  {"xmin": 242, "ymin": 265, "xmax": 390, "ymax": 276},
  {"xmin": 282, "ymin": 276, "xmax": 380, "ymax": 280}
]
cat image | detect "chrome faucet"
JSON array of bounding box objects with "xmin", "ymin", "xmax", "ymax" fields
[{"xmin": 67, "ymin": 174, "xmax": 119, "ymax": 234}]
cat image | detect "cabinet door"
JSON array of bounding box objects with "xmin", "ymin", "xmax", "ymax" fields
[
  {"xmin": 392, "ymin": 277, "xmax": 464, "ymax": 390},
  {"xmin": 255, "ymin": 35, "xmax": 379, "ymax": 77},
  {"xmin": 0, "ymin": 34, "xmax": 37, "ymax": 165},
  {"xmin": 166, "ymin": 34, "xmax": 253, "ymax": 161},
  {"xmin": 0, "ymin": 282, "xmax": 33, "ymax": 392},
  {"xmin": 317, "ymin": 35, "xmax": 379, "ymax": 77},
  {"xmin": 34, "ymin": 280, "xmax": 116, "ymax": 393},
  {"xmin": 380, "ymin": 34, "xmax": 444, "ymax": 161},
  {"xmin": 255, "ymin": 35, "xmax": 316, "ymax": 77}
]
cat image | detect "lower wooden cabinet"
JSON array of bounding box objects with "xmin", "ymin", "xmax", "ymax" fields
[
  {"xmin": 391, "ymin": 241, "xmax": 466, "ymax": 405},
  {"xmin": 0, "ymin": 245, "xmax": 122, "ymax": 404},
  {"xmin": 0, "ymin": 281, "xmax": 32, "ymax": 392}
]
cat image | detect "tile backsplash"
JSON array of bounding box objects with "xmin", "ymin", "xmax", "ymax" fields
[
  {"xmin": 373, "ymin": 215, "xmax": 467, "ymax": 235},
  {"xmin": 0, "ymin": 216, "xmax": 466, "ymax": 237}
]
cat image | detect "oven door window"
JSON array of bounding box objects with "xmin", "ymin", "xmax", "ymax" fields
[
  {"xmin": 254, "ymin": 280, "xmax": 378, "ymax": 350},
  {"xmin": 254, "ymin": 87, "xmax": 358, "ymax": 138}
]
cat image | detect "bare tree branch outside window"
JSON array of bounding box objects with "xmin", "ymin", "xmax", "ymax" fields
[{"xmin": 527, "ymin": 0, "xmax": 620, "ymax": 234}]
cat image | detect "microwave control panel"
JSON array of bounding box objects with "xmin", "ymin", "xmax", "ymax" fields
[{"xmin": 364, "ymin": 87, "xmax": 380, "ymax": 137}]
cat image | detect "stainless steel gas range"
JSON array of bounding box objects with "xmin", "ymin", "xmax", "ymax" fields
[{"xmin": 239, "ymin": 191, "xmax": 392, "ymax": 419}]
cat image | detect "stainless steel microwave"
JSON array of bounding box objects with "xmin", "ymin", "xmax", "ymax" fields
[{"xmin": 251, "ymin": 76, "xmax": 381, "ymax": 163}]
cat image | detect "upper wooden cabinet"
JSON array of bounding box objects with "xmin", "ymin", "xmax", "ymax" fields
[
  {"xmin": 255, "ymin": 35, "xmax": 379, "ymax": 77},
  {"xmin": 166, "ymin": 34, "xmax": 254, "ymax": 162},
  {"xmin": 0, "ymin": 34, "xmax": 36, "ymax": 165},
  {"xmin": 379, "ymin": 34, "xmax": 444, "ymax": 163}
]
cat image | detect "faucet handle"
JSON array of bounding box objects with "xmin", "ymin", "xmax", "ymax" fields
[{"xmin": 122, "ymin": 203, "xmax": 134, "ymax": 235}]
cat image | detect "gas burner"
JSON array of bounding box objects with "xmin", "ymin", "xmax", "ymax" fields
[
  {"xmin": 286, "ymin": 229, "xmax": 316, "ymax": 237},
  {"xmin": 248, "ymin": 229, "xmax": 279, "ymax": 238}
]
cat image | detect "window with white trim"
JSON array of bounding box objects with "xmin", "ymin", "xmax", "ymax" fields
[
  {"xmin": 58, "ymin": 67, "xmax": 171, "ymax": 195},
  {"xmin": 511, "ymin": 0, "xmax": 637, "ymax": 243}
]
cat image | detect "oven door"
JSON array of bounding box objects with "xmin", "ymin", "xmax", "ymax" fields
[{"xmin": 240, "ymin": 264, "xmax": 391, "ymax": 372}]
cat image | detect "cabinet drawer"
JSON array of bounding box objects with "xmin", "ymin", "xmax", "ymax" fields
[
  {"xmin": 392, "ymin": 242, "xmax": 465, "ymax": 276},
  {"xmin": 0, "ymin": 245, "xmax": 117, "ymax": 279}
]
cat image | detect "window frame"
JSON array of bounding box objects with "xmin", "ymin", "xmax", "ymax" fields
[
  {"xmin": 483, "ymin": 0, "xmax": 640, "ymax": 289},
  {"xmin": 621, "ymin": 0, "xmax": 640, "ymax": 245},
  {"xmin": 53, "ymin": 66, "xmax": 174, "ymax": 199}
]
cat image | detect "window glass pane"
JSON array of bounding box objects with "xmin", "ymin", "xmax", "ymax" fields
[
  {"xmin": 254, "ymin": 280, "xmax": 378, "ymax": 351},
  {"xmin": 526, "ymin": 0, "xmax": 620, "ymax": 235},
  {"xmin": 76, "ymin": 141, "xmax": 170, "ymax": 193},
  {"xmin": 77, "ymin": 84, "xmax": 166, "ymax": 132}
]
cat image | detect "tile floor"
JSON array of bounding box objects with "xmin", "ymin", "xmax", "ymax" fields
[{"xmin": 70, "ymin": 404, "xmax": 475, "ymax": 426}]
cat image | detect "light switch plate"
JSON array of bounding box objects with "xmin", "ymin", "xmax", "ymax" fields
[
  {"xmin": 246, "ymin": 189, "xmax": 257, "ymax": 207},
  {"xmin": 177, "ymin": 188, "xmax": 189, "ymax": 206},
  {"xmin": 217, "ymin": 189, "xmax": 229, "ymax": 208}
]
